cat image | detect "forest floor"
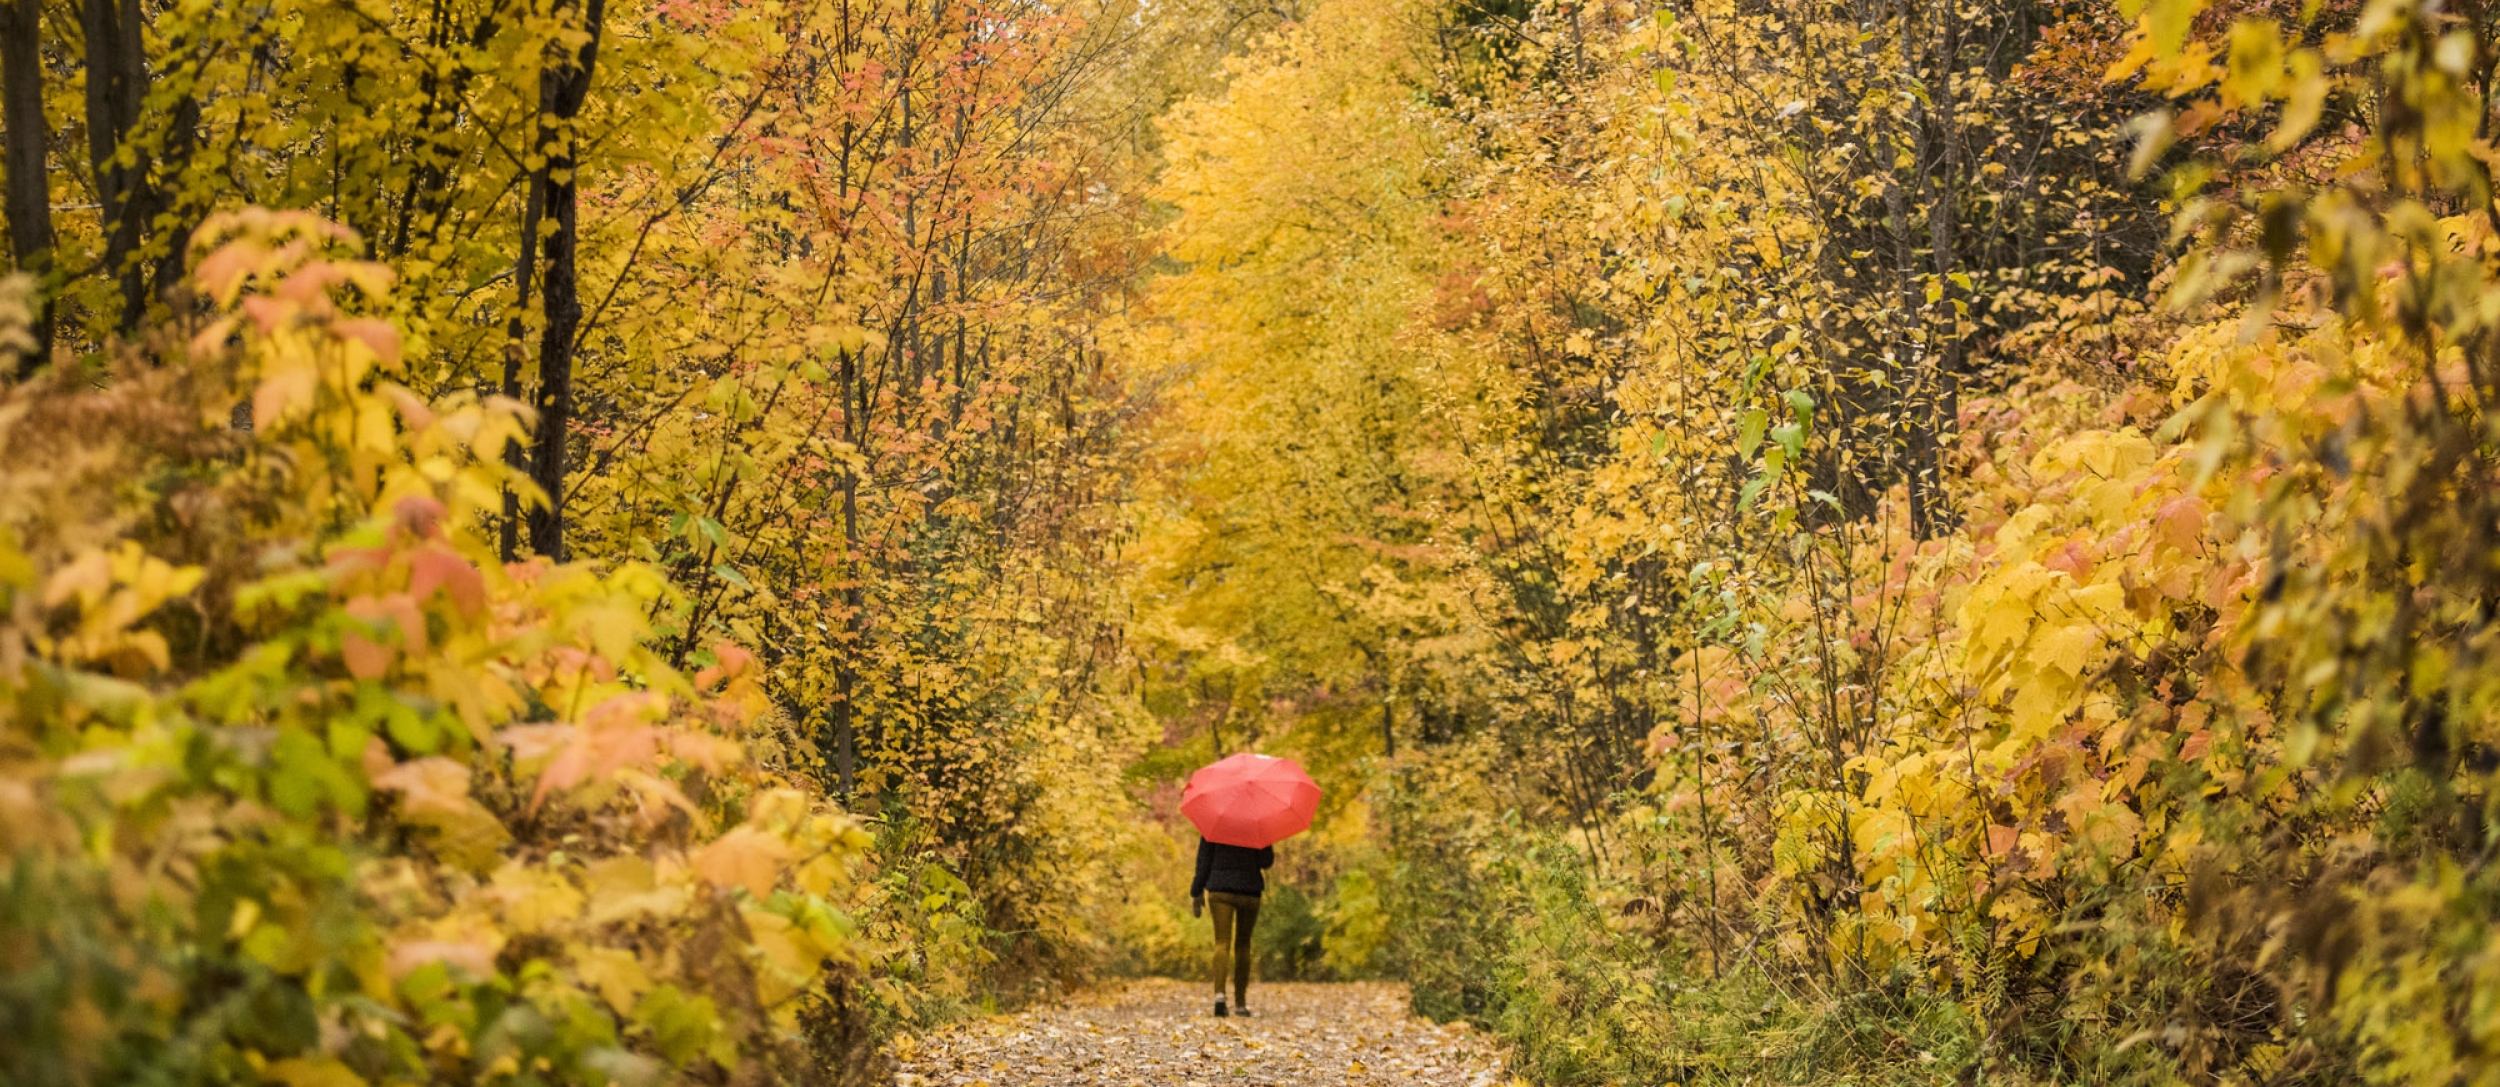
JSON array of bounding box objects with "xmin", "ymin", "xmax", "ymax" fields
[{"xmin": 890, "ymin": 979, "xmax": 1513, "ymax": 1087}]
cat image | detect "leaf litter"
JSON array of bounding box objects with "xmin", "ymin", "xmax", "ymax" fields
[{"xmin": 893, "ymin": 980, "xmax": 1513, "ymax": 1087}]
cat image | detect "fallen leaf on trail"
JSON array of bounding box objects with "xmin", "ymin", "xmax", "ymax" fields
[{"xmin": 895, "ymin": 981, "xmax": 1505, "ymax": 1086}]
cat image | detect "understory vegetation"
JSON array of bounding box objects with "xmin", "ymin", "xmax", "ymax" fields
[{"xmin": 8, "ymin": 0, "xmax": 2500, "ymax": 1082}]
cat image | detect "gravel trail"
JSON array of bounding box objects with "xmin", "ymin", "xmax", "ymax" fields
[{"xmin": 892, "ymin": 979, "xmax": 1513, "ymax": 1087}]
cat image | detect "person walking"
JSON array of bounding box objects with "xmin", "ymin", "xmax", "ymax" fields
[
  {"xmin": 1190, "ymin": 835, "xmax": 1274, "ymax": 1018},
  {"xmin": 1178, "ymin": 752, "xmax": 1316, "ymax": 1020}
]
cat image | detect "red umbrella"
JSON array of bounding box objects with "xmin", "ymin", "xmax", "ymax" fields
[{"xmin": 1181, "ymin": 752, "xmax": 1321, "ymax": 848}]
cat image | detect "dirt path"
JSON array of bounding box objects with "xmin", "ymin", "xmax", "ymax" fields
[{"xmin": 891, "ymin": 979, "xmax": 1513, "ymax": 1087}]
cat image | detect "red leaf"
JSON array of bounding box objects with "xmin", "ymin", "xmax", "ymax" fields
[
  {"xmin": 409, "ymin": 545, "xmax": 486, "ymax": 617},
  {"xmin": 393, "ymin": 495, "xmax": 446, "ymax": 541},
  {"xmin": 2179, "ymin": 729, "xmax": 2212, "ymax": 761}
]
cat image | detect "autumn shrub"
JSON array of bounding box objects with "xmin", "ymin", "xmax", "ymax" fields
[
  {"xmin": 1315, "ymin": 867, "xmax": 1390, "ymax": 976},
  {"xmin": 1345, "ymin": 764, "xmax": 1487, "ymax": 1020},
  {"xmin": 849, "ymin": 822, "xmax": 995, "ymax": 1029},
  {"xmin": 1230, "ymin": 883, "xmax": 1316, "ymax": 981},
  {"xmin": 1105, "ymin": 898, "xmax": 1202, "ymax": 980},
  {"xmin": 1377, "ymin": 800, "xmax": 1993, "ymax": 1087},
  {"xmin": 0, "ymin": 213, "xmax": 888, "ymax": 1087},
  {"xmin": 1476, "ymin": 838, "xmax": 1688, "ymax": 1087}
]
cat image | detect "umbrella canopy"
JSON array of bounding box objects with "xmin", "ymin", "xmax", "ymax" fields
[{"xmin": 1181, "ymin": 752, "xmax": 1321, "ymax": 848}]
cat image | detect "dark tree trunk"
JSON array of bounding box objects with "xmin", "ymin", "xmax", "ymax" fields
[
  {"xmin": 81, "ymin": 0, "xmax": 155, "ymax": 332},
  {"xmin": 144, "ymin": 93, "xmax": 202, "ymax": 315},
  {"xmin": 1908, "ymin": 5, "xmax": 1962, "ymax": 540},
  {"xmin": 826, "ymin": 345, "xmax": 862, "ymax": 801},
  {"xmin": 524, "ymin": 0, "xmax": 606, "ymax": 561},
  {"xmin": 1, "ymin": 0, "xmax": 53, "ymax": 365},
  {"xmin": 832, "ymin": 474, "xmax": 860, "ymax": 799},
  {"xmin": 503, "ymin": 175, "xmax": 543, "ymax": 563}
]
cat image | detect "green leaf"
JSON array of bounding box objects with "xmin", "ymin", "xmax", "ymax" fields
[
  {"xmin": 1736, "ymin": 409, "xmax": 1769, "ymax": 458},
  {"xmin": 634, "ymin": 985, "xmax": 724, "ymax": 1067},
  {"xmin": 235, "ymin": 570, "xmax": 333, "ymax": 620},
  {"xmin": 386, "ymin": 709, "xmax": 445, "ymax": 755},
  {"xmin": 1783, "ymin": 388, "xmax": 1816, "ymax": 426},
  {"xmin": 1738, "ymin": 470, "xmax": 1778, "ymax": 511},
  {"xmin": 271, "ymin": 727, "xmax": 362, "ymax": 819},
  {"xmin": 1771, "ymin": 422, "xmax": 1806, "ymax": 462}
]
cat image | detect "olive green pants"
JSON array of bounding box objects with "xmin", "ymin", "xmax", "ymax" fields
[{"xmin": 1206, "ymin": 891, "xmax": 1260, "ymax": 1006}]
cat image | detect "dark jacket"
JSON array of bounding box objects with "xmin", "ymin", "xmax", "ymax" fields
[{"xmin": 1190, "ymin": 838, "xmax": 1275, "ymax": 898}]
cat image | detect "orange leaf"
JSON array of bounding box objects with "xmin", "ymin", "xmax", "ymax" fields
[
  {"xmin": 372, "ymin": 757, "xmax": 472, "ymax": 814},
  {"xmin": 342, "ymin": 594, "xmax": 426, "ymax": 679},
  {"xmin": 692, "ymin": 826, "xmax": 791, "ymax": 897},
  {"xmin": 1986, "ymin": 824, "xmax": 2019, "ymax": 857},
  {"xmin": 341, "ymin": 630, "xmax": 392, "ymax": 680},
  {"xmin": 528, "ymin": 698, "xmax": 665, "ymax": 810},
  {"xmin": 387, "ymin": 938, "xmax": 497, "ymax": 981},
  {"xmin": 696, "ymin": 642, "xmax": 758, "ymax": 691},
  {"xmin": 338, "ymin": 317, "xmax": 404, "ymax": 371}
]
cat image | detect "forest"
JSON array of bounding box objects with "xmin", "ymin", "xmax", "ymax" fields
[{"xmin": 6, "ymin": 0, "xmax": 2500, "ymax": 1081}]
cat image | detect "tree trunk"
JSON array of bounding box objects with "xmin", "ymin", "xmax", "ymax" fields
[
  {"xmin": 524, "ymin": 0, "xmax": 607, "ymax": 561},
  {"xmin": 828, "ymin": 343, "xmax": 863, "ymax": 801},
  {"xmin": 833, "ymin": 472, "xmax": 860, "ymax": 799},
  {"xmin": 144, "ymin": 93, "xmax": 201, "ymax": 320},
  {"xmin": 81, "ymin": 0, "xmax": 153, "ymax": 332},
  {"xmin": 502, "ymin": 175, "xmax": 543, "ymax": 563},
  {"xmin": 1909, "ymin": 4, "xmax": 1962, "ymax": 540},
  {"xmin": 1, "ymin": 0, "xmax": 53, "ymax": 365}
]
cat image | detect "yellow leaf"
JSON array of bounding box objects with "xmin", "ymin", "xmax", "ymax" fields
[
  {"xmin": 373, "ymin": 758, "xmax": 510, "ymax": 871},
  {"xmin": 2009, "ymin": 678, "xmax": 2072, "ymax": 739},
  {"xmin": 2221, "ymin": 19, "xmax": 2285, "ymax": 104},
  {"xmin": 2030, "ymin": 624, "xmax": 2098, "ymax": 677},
  {"xmin": 2270, "ymin": 50, "xmax": 2327, "ymax": 150},
  {"xmin": 572, "ymin": 946, "xmax": 655, "ymax": 1015},
  {"xmin": 742, "ymin": 908, "xmax": 825, "ymax": 1006},
  {"xmin": 263, "ymin": 1057, "xmax": 368, "ymax": 1087},
  {"xmin": 490, "ymin": 863, "xmax": 585, "ymax": 933},
  {"xmin": 585, "ymin": 855, "xmax": 688, "ymax": 925}
]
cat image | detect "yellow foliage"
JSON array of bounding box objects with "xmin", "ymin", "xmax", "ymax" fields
[{"xmin": 0, "ymin": 216, "xmax": 873, "ymax": 1085}]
